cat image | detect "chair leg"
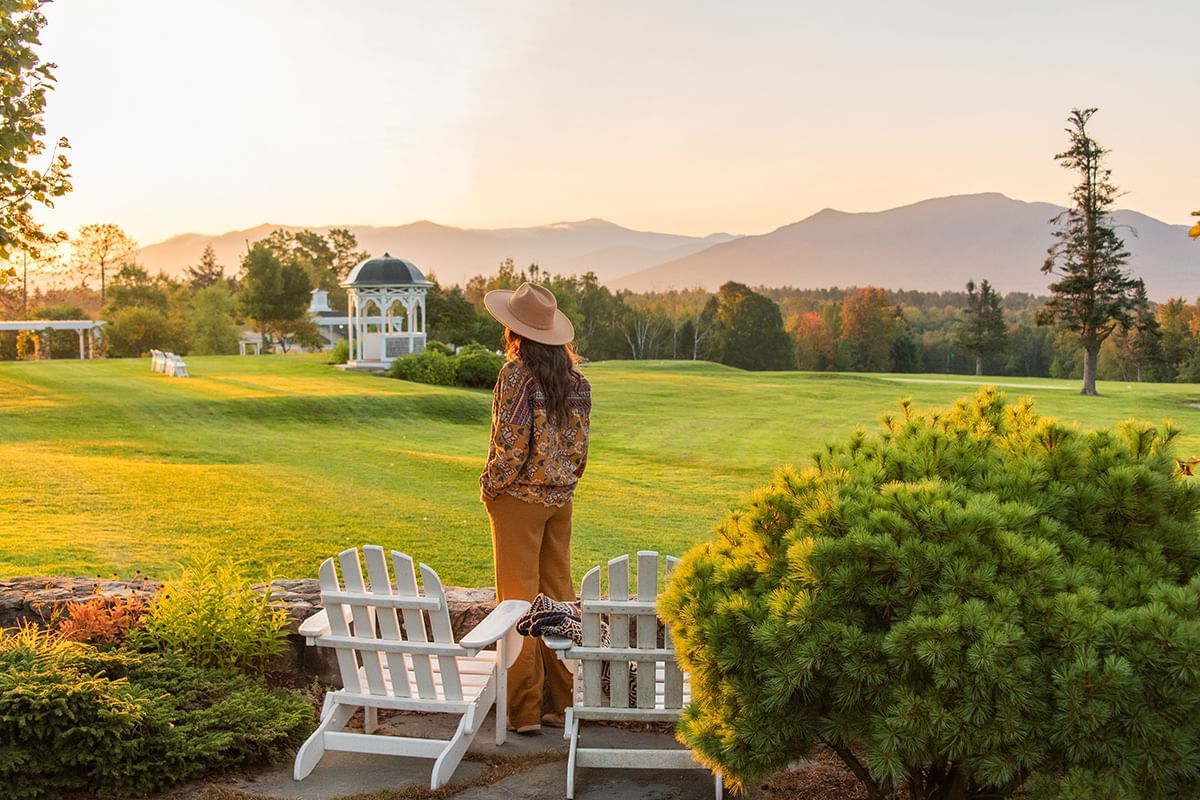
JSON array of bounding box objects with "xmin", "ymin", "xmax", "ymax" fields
[
  {"xmin": 364, "ymin": 707, "xmax": 379, "ymax": 734},
  {"xmin": 714, "ymin": 770, "xmax": 724, "ymax": 799},
  {"xmin": 495, "ymin": 649, "xmax": 508, "ymax": 746},
  {"xmin": 566, "ymin": 716, "xmax": 580, "ymax": 799},
  {"xmin": 293, "ymin": 701, "xmax": 356, "ymax": 781},
  {"xmin": 430, "ymin": 712, "xmax": 478, "ymax": 790}
]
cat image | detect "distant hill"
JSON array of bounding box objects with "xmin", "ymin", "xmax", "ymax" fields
[
  {"xmin": 610, "ymin": 194, "xmax": 1199, "ymax": 300},
  {"xmin": 135, "ymin": 219, "xmax": 737, "ymax": 286}
]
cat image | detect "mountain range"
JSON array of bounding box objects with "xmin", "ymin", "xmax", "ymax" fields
[
  {"xmin": 136, "ymin": 194, "xmax": 1199, "ymax": 299},
  {"xmin": 137, "ymin": 220, "xmax": 736, "ymax": 287}
]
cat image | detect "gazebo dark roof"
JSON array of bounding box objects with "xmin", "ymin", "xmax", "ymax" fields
[{"xmin": 342, "ymin": 253, "xmax": 433, "ymax": 288}]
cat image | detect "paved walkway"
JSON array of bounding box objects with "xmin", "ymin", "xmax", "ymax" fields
[{"xmin": 192, "ymin": 709, "xmax": 753, "ymax": 800}]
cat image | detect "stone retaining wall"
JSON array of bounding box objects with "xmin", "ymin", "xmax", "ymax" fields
[{"xmin": 0, "ymin": 577, "xmax": 498, "ymax": 682}]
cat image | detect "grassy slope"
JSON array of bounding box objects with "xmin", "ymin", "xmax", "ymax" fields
[{"xmin": 2, "ymin": 355, "xmax": 1198, "ymax": 586}]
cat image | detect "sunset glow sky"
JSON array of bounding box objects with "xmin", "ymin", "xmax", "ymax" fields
[{"xmin": 35, "ymin": 1, "xmax": 1199, "ymax": 246}]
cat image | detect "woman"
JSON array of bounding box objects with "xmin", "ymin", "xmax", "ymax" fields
[{"xmin": 480, "ymin": 282, "xmax": 591, "ymax": 733}]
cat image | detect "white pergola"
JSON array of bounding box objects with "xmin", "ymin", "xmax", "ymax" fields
[
  {"xmin": 341, "ymin": 254, "xmax": 432, "ymax": 368},
  {"xmin": 0, "ymin": 320, "xmax": 106, "ymax": 359}
]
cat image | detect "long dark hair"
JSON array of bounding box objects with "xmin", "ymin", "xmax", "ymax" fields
[{"xmin": 504, "ymin": 328, "xmax": 582, "ymax": 427}]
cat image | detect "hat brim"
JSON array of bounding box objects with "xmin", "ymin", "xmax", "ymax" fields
[{"xmin": 483, "ymin": 289, "xmax": 575, "ymax": 346}]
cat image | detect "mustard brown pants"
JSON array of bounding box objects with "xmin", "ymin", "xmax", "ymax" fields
[{"xmin": 485, "ymin": 492, "xmax": 575, "ymax": 730}]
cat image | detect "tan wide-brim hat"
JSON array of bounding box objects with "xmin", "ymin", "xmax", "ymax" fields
[{"xmin": 484, "ymin": 282, "xmax": 575, "ymax": 346}]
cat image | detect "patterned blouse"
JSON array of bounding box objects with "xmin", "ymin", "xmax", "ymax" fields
[{"xmin": 480, "ymin": 359, "xmax": 591, "ymax": 507}]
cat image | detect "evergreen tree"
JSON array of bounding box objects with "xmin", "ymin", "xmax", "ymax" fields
[
  {"xmin": 184, "ymin": 245, "xmax": 225, "ymax": 289},
  {"xmin": 1123, "ymin": 284, "xmax": 1162, "ymax": 382},
  {"xmin": 0, "ymin": 0, "xmax": 72, "ymax": 260},
  {"xmin": 707, "ymin": 282, "xmax": 794, "ymax": 371},
  {"xmin": 955, "ymin": 279, "xmax": 1007, "ymax": 375},
  {"xmin": 1037, "ymin": 108, "xmax": 1142, "ymax": 396},
  {"xmin": 663, "ymin": 389, "xmax": 1200, "ymax": 799}
]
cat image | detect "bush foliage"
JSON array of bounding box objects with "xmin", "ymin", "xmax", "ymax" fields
[
  {"xmin": 136, "ymin": 553, "xmax": 288, "ymax": 673},
  {"xmin": 0, "ymin": 625, "xmax": 311, "ymax": 800},
  {"xmin": 662, "ymin": 388, "xmax": 1200, "ymax": 799},
  {"xmin": 387, "ymin": 344, "xmax": 503, "ymax": 389}
]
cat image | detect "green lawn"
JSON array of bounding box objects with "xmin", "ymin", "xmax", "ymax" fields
[{"xmin": 3, "ymin": 355, "xmax": 1199, "ymax": 586}]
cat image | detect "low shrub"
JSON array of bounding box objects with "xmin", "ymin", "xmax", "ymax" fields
[
  {"xmin": 388, "ymin": 344, "xmax": 502, "ymax": 388},
  {"xmin": 388, "ymin": 350, "xmax": 458, "ymax": 386},
  {"xmin": 0, "ymin": 625, "xmax": 311, "ymax": 799},
  {"xmin": 54, "ymin": 594, "xmax": 147, "ymax": 647},
  {"xmin": 135, "ymin": 553, "xmax": 288, "ymax": 673},
  {"xmin": 454, "ymin": 348, "xmax": 504, "ymax": 388},
  {"xmin": 663, "ymin": 389, "xmax": 1200, "ymax": 799},
  {"xmin": 329, "ymin": 338, "xmax": 349, "ymax": 364},
  {"xmin": 425, "ymin": 339, "xmax": 454, "ymax": 355}
]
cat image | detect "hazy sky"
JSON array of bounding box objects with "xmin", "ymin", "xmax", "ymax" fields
[{"xmin": 34, "ymin": 1, "xmax": 1199, "ymax": 246}]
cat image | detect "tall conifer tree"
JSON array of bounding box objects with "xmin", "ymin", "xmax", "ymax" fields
[{"xmin": 1037, "ymin": 108, "xmax": 1142, "ymax": 396}]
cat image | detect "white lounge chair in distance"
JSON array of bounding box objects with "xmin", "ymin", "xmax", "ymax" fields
[
  {"xmin": 294, "ymin": 545, "xmax": 530, "ymax": 790},
  {"xmin": 545, "ymin": 551, "xmax": 723, "ymax": 799}
]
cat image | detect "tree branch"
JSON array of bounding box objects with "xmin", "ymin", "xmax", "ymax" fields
[{"xmin": 822, "ymin": 738, "xmax": 888, "ymax": 800}]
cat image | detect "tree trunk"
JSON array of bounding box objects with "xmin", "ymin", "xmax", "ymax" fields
[
  {"xmin": 975, "ymin": 354, "xmax": 983, "ymax": 376},
  {"xmin": 1081, "ymin": 346, "xmax": 1099, "ymax": 395},
  {"xmin": 100, "ymin": 262, "xmax": 106, "ymax": 306}
]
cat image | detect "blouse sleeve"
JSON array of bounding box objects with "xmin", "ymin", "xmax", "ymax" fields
[{"xmin": 479, "ymin": 364, "xmax": 533, "ymax": 500}]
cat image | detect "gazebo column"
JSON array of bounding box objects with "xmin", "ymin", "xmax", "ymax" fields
[
  {"xmin": 407, "ymin": 296, "xmax": 415, "ymax": 352},
  {"xmin": 77, "ymin": 329, "xmax": 85, "ymax": 359},
  {"xmin": 347, "ymin": 297, "xmax": 356, "ymax": 361}
]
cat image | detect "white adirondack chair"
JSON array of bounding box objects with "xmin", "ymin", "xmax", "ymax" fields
[
  {"xmin": 150, "ymin": 349, "xmax": 163, "ymax": 372},
  {"xmin": 293, "ymin": 546, "xmax": 530, "ymax": 790},
  {"xmin": 545, "ymin": 551, "xmax": 723, "ymax": 799}
]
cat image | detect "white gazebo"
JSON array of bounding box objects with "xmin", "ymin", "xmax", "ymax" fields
[{"xmin": 342, "ymin": 253, "xmax": 433, "ymax": 369}]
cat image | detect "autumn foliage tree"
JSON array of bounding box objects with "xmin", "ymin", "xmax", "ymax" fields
[
  {"xmin": 663, "ymin": 389, "xmax": 1200, "ymax": 800},
  {"xmin": 840, "ymin": 287, "xmax": 896, "ymax": 371}
]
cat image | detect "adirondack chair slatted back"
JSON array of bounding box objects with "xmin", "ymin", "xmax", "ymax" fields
[
  {"xmin": 317, "ymin": 545, "xmax": 463, "ymax": 701},
  {"xmin": 578, "ymin": 550, "xmax": 683, "ymax": 710}
]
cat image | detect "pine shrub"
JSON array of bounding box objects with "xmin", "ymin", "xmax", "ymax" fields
[
  {"xmin": 661, "ymin": 388, "xmax": 1200, "ymax": 799},
  {"xmin": 0, "ymin": 626, "xmax": 311, "ymax": 799}
]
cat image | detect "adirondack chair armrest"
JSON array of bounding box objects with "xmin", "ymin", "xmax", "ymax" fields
[
  {"xmin": 297, "ymin": 605, "xmax": 353, "ymax": 644},
  {"xmin": 458, "ymin": 599, "xmax": 530, "ymax": 654},
  {"xmin": 298, "ymin": 610, "xmax": 331, "ymax": 642},
  {"xmin": 542, "ymin": 634, "xmax": 573, "ymax": 651}
]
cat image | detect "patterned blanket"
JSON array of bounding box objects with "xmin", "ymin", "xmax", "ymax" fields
[{"xmin": 515, "ymin": 593, "xmax": 639, "ymax": 707}]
